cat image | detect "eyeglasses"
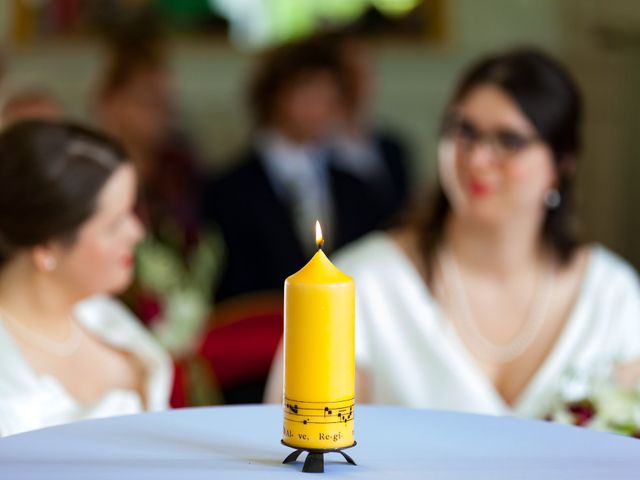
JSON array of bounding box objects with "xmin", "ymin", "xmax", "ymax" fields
[{"xmin": 445, "ymin": 115, "xmax": 540, "ymax": 162}]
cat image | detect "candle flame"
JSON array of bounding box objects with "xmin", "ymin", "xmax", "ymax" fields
[{"xmin": 315, "ymin": 221, "xmax": 324, "ymax": 249}]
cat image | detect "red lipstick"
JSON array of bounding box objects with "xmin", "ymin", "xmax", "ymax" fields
[
  {"xmin": 122, "ymin": 255, "xmax": 135, "ymax": 267},
  {"xmin": 468, "ymin": 180, "xmax": 491, "ymax": 197}
]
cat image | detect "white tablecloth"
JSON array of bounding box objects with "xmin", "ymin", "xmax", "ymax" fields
[{"xmin": 0, "ymin": 405, "xmax": 638, "ymax": 479}]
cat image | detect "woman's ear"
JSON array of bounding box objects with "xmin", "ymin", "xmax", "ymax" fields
[{"xmin": 31, "ymin": 244, "xmax": 59, "ymax": 273}]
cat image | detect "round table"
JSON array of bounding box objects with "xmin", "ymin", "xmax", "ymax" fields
[{"xmin": 0, "ymin": 405, "xmax": 638, "ymax": 479}]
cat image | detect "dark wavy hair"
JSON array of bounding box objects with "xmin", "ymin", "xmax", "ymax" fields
[
  {"xmin": 248, "ymin": 36, "xmax": 352, "ymax": 127},
  {"xmin": 414, "ymin": 48, "xmax": 583, "ymax": 278},
  {"xmin": 0, "ymin": 120, "xmax": 127, "ymax": 267}
]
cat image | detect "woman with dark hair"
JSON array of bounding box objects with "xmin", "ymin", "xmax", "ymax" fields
[
  {"xmin": 265, "ymin": 48, "xmax": 640, "ymax": 418},
  {"xmin": 0, "ymin": 121, "xmax": 171, "ymax": 436}
]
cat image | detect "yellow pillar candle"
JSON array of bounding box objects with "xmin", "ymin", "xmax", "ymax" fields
[{"xmin": 282, "ymin": 222, "xmax": 355, "ymax": 450}]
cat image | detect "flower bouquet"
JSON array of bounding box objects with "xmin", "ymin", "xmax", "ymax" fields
[{"xmin": 546, "ymin": 363, "xmax": 640, "ymax": 438}]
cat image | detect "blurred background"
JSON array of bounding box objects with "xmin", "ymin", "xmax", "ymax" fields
[
  {"xmin": 1, "ymin": 0, "xmax": 639, "ymax": 265},
  {"xmin": 2, "ymin": 0, "xmax": 640, "ymax": 407}
]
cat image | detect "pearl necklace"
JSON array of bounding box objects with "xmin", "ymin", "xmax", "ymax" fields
[
  {"xmin": 440, "ymin": 249, "xmax": 555, "ymax": 364},
  {"xmin": 0, "ymin": 307, "xmax": 82, "ymax": 357}
]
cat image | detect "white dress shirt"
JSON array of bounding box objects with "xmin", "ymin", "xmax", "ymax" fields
[{"xmin": 257, "ymin": 131, "xmax": 333, "ymax": 253}]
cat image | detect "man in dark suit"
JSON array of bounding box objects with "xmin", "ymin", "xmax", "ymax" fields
[
  {"xmin": 199, "ymin": 35, "xmax": 410, "ymax": 404},
  {"xmin": 202, "ymin": 35, "xmax": 410, "ymax": 303},
  {"xmin": 203, "ymin": 143, "xmax": 407, "ymax": 302}
]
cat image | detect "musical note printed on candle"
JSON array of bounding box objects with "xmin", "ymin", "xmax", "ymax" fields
[{"xmin": 283, "ymin": 396, "xmax": 355, "ymax": 425}]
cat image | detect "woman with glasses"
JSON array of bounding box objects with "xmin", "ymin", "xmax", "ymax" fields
[{"xmin": 267, "ymin": 48, "xmax": 640, "ymax": 417}]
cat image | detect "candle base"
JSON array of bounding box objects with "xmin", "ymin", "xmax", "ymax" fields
[{"xmin": 281, "ymin": 441, "xmax": 357, "ymax": 473}]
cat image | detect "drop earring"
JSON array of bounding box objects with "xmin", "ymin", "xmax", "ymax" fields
[
  {"xmin": 42, "ymin": 256, "xmax": 57, "ymax": 272},
  {"xmin": 544, "ymin": 188, "xmax": 561, "ymax": 209}
]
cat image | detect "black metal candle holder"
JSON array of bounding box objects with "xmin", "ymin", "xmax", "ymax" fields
[{"xmin": 282, "ymin": 441, "xmax": 357, "ymax": 473}]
